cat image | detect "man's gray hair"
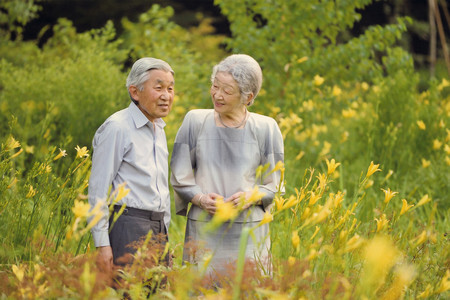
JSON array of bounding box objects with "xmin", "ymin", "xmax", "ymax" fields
[
  {"xmin": 126, "ymin": 57, "xmax": 174, "ymax": 91},
  {"xmin": 211, "ymin": 54, "xmax": 262, "ymax": 106}
]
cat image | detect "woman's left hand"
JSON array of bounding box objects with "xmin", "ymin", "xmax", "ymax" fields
[{"xmin": 225, "ymin": 192, "xmax": 252, "ymax": 210}]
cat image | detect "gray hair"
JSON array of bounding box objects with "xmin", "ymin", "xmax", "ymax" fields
[
  {"xmin": 211, "ymin": 54, "xmax": 262, "ymax": 106},
  {"xmin": 126, "ymin": 57, "xmax": 174, "ymax": 91}
]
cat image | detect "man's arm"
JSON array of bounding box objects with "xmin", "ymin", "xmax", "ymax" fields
[{"xmin": 88, "ymin": 120, "xmax": 126, "ymax": 248}]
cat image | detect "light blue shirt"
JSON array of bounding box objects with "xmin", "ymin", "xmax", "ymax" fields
[{"xmin": 88, "ymin": 102, "xmax": 171, "ymax": 247}]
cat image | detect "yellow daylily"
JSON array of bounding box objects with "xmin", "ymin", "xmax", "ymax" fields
[
  {"xmin": 415, "ymin": 194, "xmax": 431, "ymax": 208},
  {"xmin": 410, "ymin": 230, "xmax": 427, "ymax": 248},
  {"xmin": 291, "ymin": 230, "xmax": 300, "ymax": 250},
  {"xmin": 435, "ymin": 269, "xmax": 450, "ymax": 294},
  {"xmin": 326, "ymin": 158, "xmax": 341, "ymax": 175},
  {"xmin": 258, "ymin": 211, "xmax": 273, "ymax": 226},
  {"xmin": 416, "ymin": 120, "xmax": 426, "ymax": 130},
  {"xmin": 375, "ymin": 214, "xmax": 389, "ymax": 233},
  {"xmin": 12, "ymin": 264, "xmax": 25, "ymax": 282},
  {"xmin": 366, "ymin": 161, "xmax": 381, "ymax": 178},
  {"xmin": 53, "ymin": 148, "xmax": 67, "ymax": 161},
  {"xmin": 213, "ymin": 197, "xmax": 238, "ymax": 224},
  {"xmin": 313, "ymin": 75, "xmax": 324, "ymax": 86},
  {"xmin": 332, "ymin": 85, "xmax": 342, "ymax": 96},
  {"xmin": 400, "ymin": 199, "xmax": 414, "ymax": 216},
  {"xmin": 381, "ymin": 188, "xmax": 398, "ymax": 204},
  {"xmin": 421, "ymin": 158, "xmax": 431, "ymax": 168},
  {"xmin": 26, "ymin": 185, "xmax": 36, "ymax": 198},
  {"xmin": 5, "ymin": 136, "xmax": 20, "ymax": 150},
  {"xmin": 297, "ymin": 56, "xmax": 308, "ymax": 63},
  {"xmin": 72, "ymin": 200, "xmax": 91, "ymax": 219},
  {"xmin": 75, "ymin": 145, "xmax": 89, "ymax": 158},
  {"xmin": 432, "ymin": 139, "xmax": 442, "ymax": 150}
]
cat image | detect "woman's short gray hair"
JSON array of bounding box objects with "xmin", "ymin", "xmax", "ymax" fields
[
  {"xmin": 126, "ymin": 57, "xmax": 174, "ymax": 91},
  {"xmin": 211, "ymin": 54, "xmax": 262, "ymax": 106}
]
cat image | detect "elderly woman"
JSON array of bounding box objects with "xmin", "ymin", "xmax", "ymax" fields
[{"xmin": 170, "ymin": 54, "xmax": 284, "ymax": 276}]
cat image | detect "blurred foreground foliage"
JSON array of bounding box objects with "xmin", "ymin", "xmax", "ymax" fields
[{"xmin": 0, "ymin": 0, "xmax": 448, "ymax": 299}]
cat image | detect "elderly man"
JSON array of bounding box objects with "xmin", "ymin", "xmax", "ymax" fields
[{"xmin": 88, "ymin": 57, "xmax": 174, "ymax": 271}]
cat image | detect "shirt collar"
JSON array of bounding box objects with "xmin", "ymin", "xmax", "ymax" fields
[{"xmin": 129, "ymin": 101, "xmax": 166, "ymax": 129}]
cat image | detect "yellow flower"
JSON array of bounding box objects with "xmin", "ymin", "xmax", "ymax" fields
[
  {"xmin": 72, "ymin": 200, "xmax": 91, "ymax": 218},
  {"xmin": 416, "ymin": 194, "xmax": 431, "ymax": 208},
  {"xmin": 213, "ymin": 197, "xmax": 238, "ymax": 223},
  {"xmin": 5, "ymin": 136, "xmax": 20, "ymax": 150},
  {"xmin": 375, "ymin": 214, "xmax": 389, "ymax": 233},
  {"xmin": 432, "ymin": 139, "xmax": 442, "ymax": 150},
  {"xmin": 7, "ymin": 177, "xmax": 18, "ymax": 189},
  {"xmin": 75, "ymin": 145, "xmax": 89, "ymax": 158},
  {"xmin": 310, "ymin": 226, "xmax": 320, "ymax": 240},
  {"xmin": 381, "ymin": 264, "xmax": 416, "ymax": 300},
  {"xmin": 437, "ymin": 78, "xmax": 450, "ymax": 91},
  {"xmin": 418, "ymin": 284, "xmax": 433, "ymax": 298},
  {"xmin": 12, "ymin": 264, "xmax": 25, "ymax": 282},
  {"xmin": 366, "ymin": 161, "xmax": 381, "ymax": 178},
  {"xmin": 342, "ymin": 233, "xmax": 364, "ymax": 253},
  {"xmin": 295, "ymin": 150, "xmax": 305, "ymax": 160},
  {"xmin": 308, "ymin": 191, "xmax": 321, "ymax": 206},
  {"xmin": 26, "ymin": 185, "xmax": 36, "ymax": 198},
  {"xmin": 282, "ymin": 195, "xmax": 299, "ymax": 210},
  {"xmin": 384, "ymin": 170, "xmax": 394, "ymax": 181},
  {"xmin": 306, "ymin": 249, "xmax": 318, "ymax": 260},
  {"xmin": 416, "ymin": 120, "xmax": 426, "ymax": 130},
  {"xmin": 270, "ymin": 160, "xmax": 285, "ymax": 174},
  {"xmin": 274, "ymin": 195, "xmax": 285, "ymax": 211},
  {"xmin": 421, "ymin": 158, "xmax": 431, "ymax": 168},
  {"xmin": 435, "ymin": 269, "xmax": 450, "ymax": 294},
  {"xmin": 446, "ymin": 156, "xmax": 450, "ymax": 166},
  {"xmin": 445, "ymin": 144, "xmax": 450, "ymax": 155},
  {"xmin": 288, "ymin": 256, "xmax": 296, "ymax": 266},
  {"xmin": 53, "ymin": 148, "xmax": 67, "ymax": 161},
  {"xmin": 291, "ymin": 230, "xmax": 300, "ymax": 250},
  {"xmin": 110, "ymin": 183, "xmax": 130, "ymax": 205},
  {"xmin": 381, "ymin": 188, "xmax": 398, "ymax": 204},
  {"xmin": 400, "ymin": 199, "xmax": 414, "ymax": 216},
  {"xmin": 297, "ymin": 56, "xmax": 308, "ymax": 63},
  {"xmin": 362, "ymin": 235, "xmax": 399, "ymax": 289},
  {"xmin": 313, "ymin": 75, "xmax": 324, "ymax": 86},
  {"xmin": 258, "ymin": 211, "xmax": 273, "ymax": 226},
  {"xmin": 332, "ymin": 85, "xmax": 342, "ymax": 96},
  {"xmin": 342, "ymin": 108, "xmax": 356, "ymax": 118},
  {"xmin": 10, "ymin": 148, "xmax": 23, "ymax": 159},
  {"xmin": 361, "ymin": 82, "xmax": 369, "ymax": 91},
  {"xmin": 410, "ymin": 230, "xmax": 427, "ymax": 248},
  {"xmin": 325, "ymin": 158, "xmax": 341, "ymax": 175},
  {"xmin": 365, "ymin": 179, "xmax": 374, "ymax": 189}
]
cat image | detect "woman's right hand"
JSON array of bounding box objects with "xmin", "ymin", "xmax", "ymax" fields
[{"xmin": 193, "ymin": 193, "xmax": 222, "ymax": 215}]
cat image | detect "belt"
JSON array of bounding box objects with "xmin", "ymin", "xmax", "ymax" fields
[{"xmin": 113, "ymin": 205, "xmax": 164, "ymax": 221}]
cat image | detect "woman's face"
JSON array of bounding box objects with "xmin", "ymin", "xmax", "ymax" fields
[{"xmin": 210, "ymin": 72, "xmax": 244, "ymax": 115}]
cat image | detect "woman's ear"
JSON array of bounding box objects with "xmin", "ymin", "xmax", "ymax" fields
[
  {"xmin": 128, "ymin": 85, "xmax": 140, "ymax": 101},
  {"xmin": 246, "ymin": 93, "xmax": 254, "ymax": 105}
]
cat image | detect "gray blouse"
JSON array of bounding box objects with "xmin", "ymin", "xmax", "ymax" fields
[{"xmin": 170, "ymin": 109, "xmax": 284, "ymax": 222}]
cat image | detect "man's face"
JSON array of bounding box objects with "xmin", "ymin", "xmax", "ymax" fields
[{"xmin": 131, "ymin": 69, "xmax": 174, "ymax": 122}]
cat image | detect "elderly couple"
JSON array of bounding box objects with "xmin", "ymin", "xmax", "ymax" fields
[{"xmin": 88, "ymin": 54, "xmax": 284, "ymax": 279}]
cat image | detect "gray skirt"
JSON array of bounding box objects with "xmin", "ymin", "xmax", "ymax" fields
[{"xmin": 183, "ymin": 219, "xmax": 271, "ymax": 275}]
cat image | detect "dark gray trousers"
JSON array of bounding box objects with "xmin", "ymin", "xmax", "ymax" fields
[{"xmin": 109, "ymin": 206, "xmax": 167, "ymax": 266}]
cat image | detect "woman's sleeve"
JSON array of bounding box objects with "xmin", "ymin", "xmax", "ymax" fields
[
  {"xmin": 258, "ymin": 119, "xmax": 285, "ymax": 209},
  {"xmin": 170, "ymin": 112, "xmax": 202, "ymax": 216}
]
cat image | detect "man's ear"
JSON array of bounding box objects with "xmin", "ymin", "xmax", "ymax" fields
[{"xmin": 128, "ymin": 85, "xmax": 140, "ymax": 101}]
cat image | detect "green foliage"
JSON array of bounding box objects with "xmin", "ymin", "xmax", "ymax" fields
[{"xmin": 0, "ymin": 0, "xmax": 449, "ymax": 299}]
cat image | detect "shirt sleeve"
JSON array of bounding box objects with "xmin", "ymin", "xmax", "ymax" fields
[
  {"xmin": 170, "ymin": 112, "xmax": 202, "ymax": 216},
  {"xmin": 258, "ymin": 119, "xmax": 285, "ymax": 209},
  {"xmin": 88, "ymin": 120, "xmax": 126, "ymax": 247}
]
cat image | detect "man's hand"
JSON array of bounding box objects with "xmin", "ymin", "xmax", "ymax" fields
[{"xmin": 96, "ymin": 246, "xmax": 113, "ymax": 274}]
